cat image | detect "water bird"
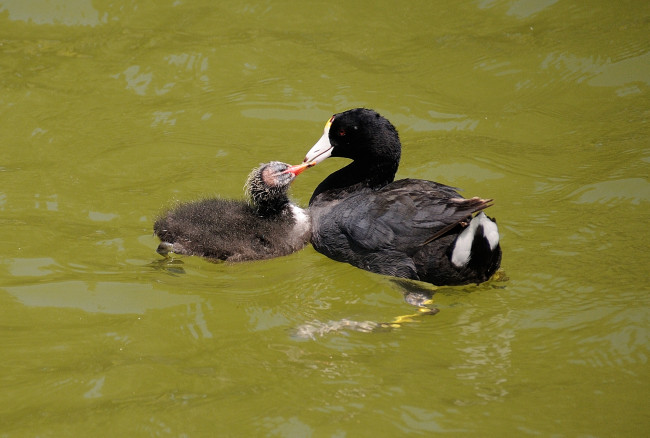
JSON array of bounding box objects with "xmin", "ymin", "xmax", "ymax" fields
[
  {"xmin": 154, "ymin": 161, "xmax": 310, "ymax": 262},
  {"xmin": 300, "ymin": 108, "xmax": 502, "ymax": 285}
]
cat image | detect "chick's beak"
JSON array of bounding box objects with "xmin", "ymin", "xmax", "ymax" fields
[{"xmin": 283, "ymin": 161, "xmax": 311, "ymax": 176}]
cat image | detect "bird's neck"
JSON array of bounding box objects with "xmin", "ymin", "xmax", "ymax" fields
[
  {"xmin": 309, "ymin": 160, "xmax": 398, "ymax": 205},
  {"xmin": 254, "ymin": 196, "xmax": 290, "ymax": 217},
  {"xmin": 248, "ymin": 183, "xmax": 291, "ymax": 217}
]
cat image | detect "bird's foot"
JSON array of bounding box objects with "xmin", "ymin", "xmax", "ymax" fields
[{"xmin": 156, "ymin": 241, "xmax": 174, "ymax": 256}]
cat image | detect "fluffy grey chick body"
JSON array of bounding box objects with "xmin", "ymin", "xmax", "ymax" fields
[{"xmin": 154, "ymin": 161, "xmax": 310, "ymax": 262}]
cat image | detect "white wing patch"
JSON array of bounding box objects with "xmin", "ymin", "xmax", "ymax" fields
[
  {"xmin": 480, "ymin": 213, "xmax": 500, "ymax": 250},
  {"xmin": 451, "ymin": 212, "xmax": 499, "ymax": 267}
]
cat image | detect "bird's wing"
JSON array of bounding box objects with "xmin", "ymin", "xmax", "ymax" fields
[{"xmin": 336, "ymin": 179, "xmax": 493, "ymax": 254}]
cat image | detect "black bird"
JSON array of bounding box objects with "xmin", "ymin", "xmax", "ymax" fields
[
  {"xmin": 154, "ymin": 161, "xmax": 310, "ymax": 262},
  {"xmin": 301, "ymin": 108, "xmax": 501, "ymax": 285}
]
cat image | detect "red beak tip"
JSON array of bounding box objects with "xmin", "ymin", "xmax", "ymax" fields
[{"xmin": 285, "ymin": 163, "xmax": 309, "ymax": 176}]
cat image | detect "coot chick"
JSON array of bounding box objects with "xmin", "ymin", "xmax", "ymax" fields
[
  {"xmin": 301, "ymin": 108, "xmax": 501, "ymax": 286},
  {"xmin": 154, "ymin": 161, "xmax": 310, "ymax": 262}
]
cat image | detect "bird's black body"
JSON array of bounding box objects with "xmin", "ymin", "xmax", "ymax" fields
[
  {"xmin": 154, "ymin": 162, "xmax": 310, "ymax": 262},
  {"xmin": 304, "ymin": 108, "xmax": 501, "ymax": 285}
]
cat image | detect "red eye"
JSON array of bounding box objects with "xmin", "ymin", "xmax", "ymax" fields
[{"xmin": 339, "ymin": 129, "xmax": 346, "ymax": 136}]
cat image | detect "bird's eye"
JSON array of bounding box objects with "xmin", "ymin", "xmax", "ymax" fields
[{"xmin": 338, "ymin": 129, "xmax": 346, "ymax": 136}]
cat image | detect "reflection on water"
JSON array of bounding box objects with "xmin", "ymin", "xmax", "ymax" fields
[
  {"xmin": 589, "ymin": 51, "xmax": 650, "ymax": 88},
  {"xmin": 477, "ymin": 0, "xmax": 560, "ymax": 18},
  {"xmin": 0, "ymin": 0, "xmax": 104, "ymax": 27},
  {"xmin": 5, "ymin": 280, "xmax": 205, "ymax": 315},
  {"xmin": 570, "ymin": 178, "xmax": 650, "ymax": 205},
  {"xmin": 292, "ymin": 319, "xmax": 383, "ymax": 340}
]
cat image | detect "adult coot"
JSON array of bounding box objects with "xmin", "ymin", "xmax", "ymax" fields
[
  {"xmin": 301, "ymin": 108, "xmax": 501, "ymax": 285},
  {"xmin": 154, "ymin": 161, "xmax": 310, "ymax": 262}
]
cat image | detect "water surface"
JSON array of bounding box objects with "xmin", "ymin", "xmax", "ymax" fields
[{"xmin": 1, "ymin": 0, "xmax": 648, "ymax": 436}]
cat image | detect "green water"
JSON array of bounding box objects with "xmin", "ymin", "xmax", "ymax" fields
[{"xmin": 1, "ymin": 0, "xmax": 648, "ymax": 436}]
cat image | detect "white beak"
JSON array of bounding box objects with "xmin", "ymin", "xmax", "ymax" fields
[{"xmin": 303, "ymin": 122, "xmax": 333, "ymax": 165}]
